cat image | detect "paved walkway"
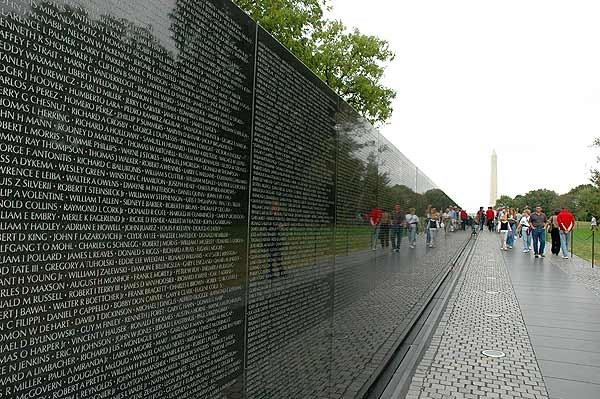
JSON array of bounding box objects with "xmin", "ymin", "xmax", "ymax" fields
[{"xmin": 405, "ymin": 231, "xmax": 600, "ymax": 399}]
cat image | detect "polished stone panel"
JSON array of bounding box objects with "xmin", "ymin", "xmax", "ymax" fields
[
  {"xmin": 0, "ymin": 1, "xmax": 254, "ymax": 397},
  {"xmin": 0, "ymin": 1, "xmax": 463, "ymax": 398}
]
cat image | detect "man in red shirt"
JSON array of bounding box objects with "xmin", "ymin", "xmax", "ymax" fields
[
  {"xmin": 557, "ymin": 208, "xmax": 575, "ymax": 259},
  {"xmin": 370, "ymin": 207, "xmax": 382, "ymax": 251},
  {"xmin": 485, "ymin": 207, "xmax": 495, "ymax": 232},
  {"xmin": 460, "ymin": 209, "xmax": 468, "ymax": 230}
]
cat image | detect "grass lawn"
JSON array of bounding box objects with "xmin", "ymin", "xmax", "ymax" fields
[{"xmin": 571, "ymin": 221, "xmax": 600, "ymax": 265}]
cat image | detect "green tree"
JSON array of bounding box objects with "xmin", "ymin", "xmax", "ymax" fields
[
  {"xmin": 495, "ymin": 195, "xmax": 515, "ymax": 209},
  {"xmin": 520, "ymin": 189, "xmax": 558, "ymax": 214},
  {"xmin": 234, "ymin": 0, "xmax": 326, "ymax": 61},
  {"xmin": 592, "ymin": 138, "xmax": 600, "ymax": 187},
  {"xmin": 423, "ymin": 189, "xmax": 456, "ymax": 213},
  {"xmin": 575, "ymin": 185, "xmax": 600, "ymax": 220},
  {"xmin": 234, "ymin": 0, "xmax": 396, "ymax": 125},
  {"xmin": 312, "ymin": 21, "xmax": 396, "ymax": 124}
]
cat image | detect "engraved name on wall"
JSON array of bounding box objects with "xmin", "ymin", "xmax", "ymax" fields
[{"xmin": 0, "ymin": 1, "xmax": 253, "ymax": 398}]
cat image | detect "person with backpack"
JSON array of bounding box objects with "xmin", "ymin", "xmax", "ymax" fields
[{"xmin": 548, "ymin": 209, "xmax": 561, "ymax": 256}]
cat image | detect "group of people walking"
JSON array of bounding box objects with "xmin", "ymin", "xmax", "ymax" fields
[
  {"xmin": 477, "ymin": 205, "xmax": 576, "ymax": 259},
  {"xmin": 369, "ymin": 204, "xmax": 469, "ymax": 251},
  {"xmin": 369, "ymin": 205, "xmax": 420, "ymax": 251},
  {"xmin": 370, "ymin": 203, "xmax": 579, "ymax": 258}
]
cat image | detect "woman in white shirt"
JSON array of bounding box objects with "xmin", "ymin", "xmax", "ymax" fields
[
  {"xmin": 517, "ymin": 209, "xmax": 532, "ymax": 253},
  {"xmin": 428, "ymin": 208, "xmax": 441, "ymax": 248},
  {"xmin": 405, "ymin": 208, "xmax": 419, "ymax": 249},
  {"xmin": 497, "ymin": 214, "xmax": 510, "ymax": 250}
]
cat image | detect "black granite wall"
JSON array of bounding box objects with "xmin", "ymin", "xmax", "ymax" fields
[{"xmin": 0, "ymin": 1, "xmax": 466, "ymax": 398}]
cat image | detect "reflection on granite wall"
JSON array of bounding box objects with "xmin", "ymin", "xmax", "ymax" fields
[{"xmin": 0, "ymin": 1, "xmax": 466, "ymax": 398}]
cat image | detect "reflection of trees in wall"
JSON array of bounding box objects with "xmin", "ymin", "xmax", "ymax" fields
[{"xmin": 4, "ymin": 1, "xmax": 252, "ymax": 397}]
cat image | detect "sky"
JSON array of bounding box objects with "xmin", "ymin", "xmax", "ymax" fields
[{"xmin": 328, "ymin": 0, "xmax": 598, "ymax": 211}]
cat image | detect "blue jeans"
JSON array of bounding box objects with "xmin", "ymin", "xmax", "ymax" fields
[
  {"xmin": 522, "ymin": 229, "xmax": 531, "ymax": 251},
  {"xmin": 560, "ymin": 230, "xmax": 570, "ymax": 257},
  {"xmin": 532, "ymin": 228, "xmax": 546, "ymax": 255},
  {"xmin": 372, "ymin": 225, "xmax": 380, "ymax": 249},
  {"xmin": 426, "ymin": 221, "xmax": 431, "ymax": 244},
  {"xmin": 479, "ymin": 219, "xmax": 485, "ymax": 231},
  {"xmin": 428, "ymin": 228, "xmax": 438, "ymax": 247},
  {"xmin": 391, "ymin": 225, "xmax": 402, "ymax": 249},
  {"xmin": 506, "ymin": 224, "xmax": 516, "ymax": 246},
  {"xmin": 408, "ymin": 225, "xmax": 417, "ymax": 245}
]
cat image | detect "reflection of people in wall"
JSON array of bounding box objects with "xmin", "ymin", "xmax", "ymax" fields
[
  {"xmin": 370, "ymin": 207, "xmax": 382, "ymax": 251},
  {"xmin": 391, "ymin": 203, "xmax": 406, "ymax": 252},
  {"xmin": 406, "ymin": 208, "xmax": 419, "ymax": 249},
  {"xmin": 267, "ymin": 200, "xmax": 285, "ymax": 279},
  {"xmin": 380, "ymin": 210, "xmax": 391, "ymax": 250}
]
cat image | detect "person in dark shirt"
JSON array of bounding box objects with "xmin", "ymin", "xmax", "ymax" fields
[
  {"xmin": 476, "ymin": 207, "xmax": 485, "ymax": 231},
  {"xmin": 391, "ymin": 203, "xmax": 406, "ymax": 252},
  {"xmin": 380, "ymin": 210, "xmax": 391, "ymax": 250},
  {"xmin": 497, "ymin": 214, "xmax": 510, "ymax": 250},
  {"xmin": 530, "ymin": 205, "xmax": 548, "ymax": 258}
]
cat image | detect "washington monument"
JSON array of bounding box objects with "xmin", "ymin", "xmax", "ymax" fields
[{"xmin": 490, "ymin": 150, "xmax": 497, "ymax": 206}]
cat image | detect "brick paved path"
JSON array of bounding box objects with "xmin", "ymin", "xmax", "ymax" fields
[{"xmin": 406, "ymin": 232, "xmax": 550, "ymax": 399}]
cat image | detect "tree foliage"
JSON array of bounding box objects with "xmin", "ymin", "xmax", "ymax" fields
[
  {"xmin": 234, "ymin": 0, "xmax": 396, "ymax": 125},
  {"xmin": 498, "ymin": 185, "xmax": 600, "ymax": 220},
  {"xmin": 592, "ymin": 138, "xmax": 600, "ymax": 188}
]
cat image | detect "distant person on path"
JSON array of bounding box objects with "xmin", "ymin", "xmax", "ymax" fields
[
  {"xmin": 370, "ymin": 207, "xmax": 382, "ymax": 250},
  {"xmin": 592, "ymin": 216, "xmax": 598, "ymax": 232},
  {"xmin": 548, "ymin": 209, "xmax": 561, "ymax": 256},
  {"xmin": 460, "ymin": 208, "xmax": 468, "ymax": 231},
  {"xmin": 517, "ymin": 209, "xmax": 532, "ymax": 252},
  {"xmin": 428, "ymin": 208, "xmax": 441, "ymax": 248},
  {"xmin": 557, "ymin": 208, "xmax": 575, "ymax": 259},
  {"xmin": 530, "ymin": 205, "xmax": 548, "ymax": 258},
  {"xmin": 391, "ymin": 204, "xmax": 406, "ymax": 252},
  {"xmin": 506, "ymin": 208, "xmax": 517, "ymax": 249},
  {"xmin": 476, "ymin": 207, "xmax": 485, "ymax": 231},
  {"xmin": 425, "ymin": 205, "xmax": 432, "ymax": 246},
  {"xmin": 497, "ymin": 213, "xmax": 510, "ymax": 250},
  {"xmin": 486, "ymin": 207, "xmax": 495, "ymax": 232},
  {"xmin": 442, "ymin": 208, "xmax": 451, "ymax": 234},
  {"xmin": 406, "ymin": 208, "xmax": 419, "ymax": 249},
  {"xmin": 380, "ymin": 210, "xmax": 391, "ymax": 250}
]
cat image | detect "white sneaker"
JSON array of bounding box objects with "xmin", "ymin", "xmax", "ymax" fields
[{"xmin": 562, "ymin": 256, "xmax": 569, "ymax": 259}]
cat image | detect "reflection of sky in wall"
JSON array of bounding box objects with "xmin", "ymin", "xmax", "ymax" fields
[
  {"xmin": 346, "ymin": 111, "xmax": 437, "ymax": 193},
  {"xmin": 9, "ymin": 0, "xmax": 439, "ymax": 194},
  {"xmin": 379, "ymin": 135, "xmax": 437, "ymax": 193},
  {"xmin": 23, "ymin": 0, "xmax": 178, "ymax": 53}
]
